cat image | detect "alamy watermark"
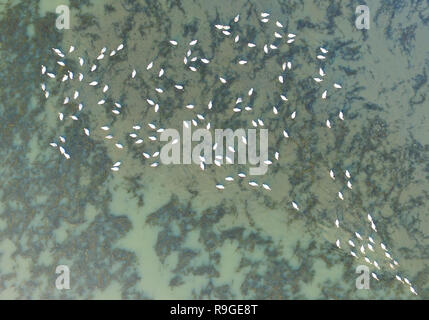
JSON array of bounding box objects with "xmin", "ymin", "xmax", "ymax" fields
[
  {"xmin": 355, "ymin": 5, "xmax": 370, "ymax": 30},
  {"xmin": 56, "ymin": 5, "xmax": 70, "ymax": 30},
  {"xmin": 159, "ymin": 122, "xmax": 269, "ymax": 175},
  {"xmin": 55, "ymin": 265, "xmax": 70, "ymax": 290},
  {"xmin": 355, "ymin": 265, "xmax": 370, "ymax": 290}
]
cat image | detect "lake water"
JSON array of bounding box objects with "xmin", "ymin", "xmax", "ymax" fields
[{"xmin": 0, "ymin": 0, "xmax": 428, "ymax": 299}]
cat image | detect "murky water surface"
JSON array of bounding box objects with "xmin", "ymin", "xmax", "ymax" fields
[{"xmin": 0, "ymin": 0, "xmax": 428, "ymax": 299}]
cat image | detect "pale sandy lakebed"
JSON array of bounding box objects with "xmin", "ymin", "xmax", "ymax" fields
[{"xmin": 0, "ymin": 0, "xmax": 428, "ymax": 299}]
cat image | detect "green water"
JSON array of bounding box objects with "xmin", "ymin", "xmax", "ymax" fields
[{"xmin": 0, "ymin": 0, "xmax": 428, "ymax": 299}]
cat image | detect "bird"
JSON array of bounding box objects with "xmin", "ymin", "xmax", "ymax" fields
[{"xmin": 292, "ymin": 202, "xmax": 299, "ymax": 211}]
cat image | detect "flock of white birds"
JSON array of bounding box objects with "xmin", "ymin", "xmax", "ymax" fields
[{"xmin": 40, "ymin": 11, "xmax": 417, "ymax": 296}]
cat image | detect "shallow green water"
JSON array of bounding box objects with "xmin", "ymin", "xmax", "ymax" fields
[{"xmin": 0, "ymin": 0, "xmax": 428, "ymax": 299}]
